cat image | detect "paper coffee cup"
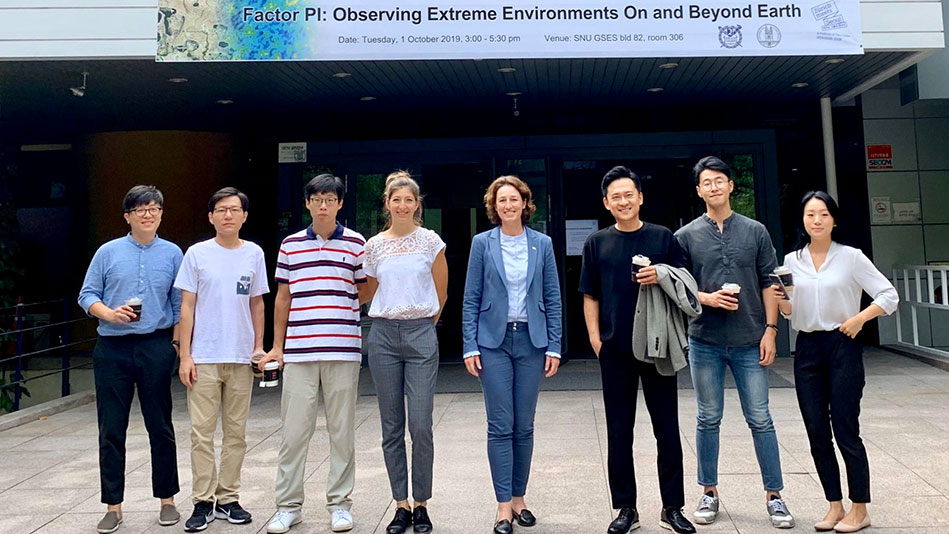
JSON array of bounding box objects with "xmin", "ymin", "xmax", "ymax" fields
[
  {"xmin": 250, "ymin": 352, "xmax": 265, "ymax": 378},
  {"xmin": 259, "ymin": 361, "xmax": 279, "ymax": 388},
  {"xmin": 721, "ymin": 283, "xmax": 741, "ymax": 294},
  {"xmin": 631, "ymin": 255, "xmax": 651, "ymax": 279},
  {"xmin": 774, "ymin": 266, "xmax": 794, "ymax": 290},
  {"xmin": 125, "ymin": 297, "xmax": 143, "ymax": 322}
]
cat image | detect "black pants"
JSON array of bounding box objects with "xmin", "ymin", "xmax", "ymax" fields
[
  {"xmin": 794, "ymin": 330, "xmax": 870, "ymax": 503},
  {"xmin": 93, "ymin": 330, "xmax": 179, "ymax": 505},
  {"xmin": 598, "ymin": 340, "xmax": 684, "ymax": 509}
]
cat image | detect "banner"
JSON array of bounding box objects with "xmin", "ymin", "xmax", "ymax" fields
[{"xmin": 157, "ymin": 1, "xmax": 863, "ymax": 61}]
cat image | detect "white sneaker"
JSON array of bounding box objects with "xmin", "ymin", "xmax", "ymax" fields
[
  {"xmin": 331, "ymin": 509, "xmax": 354, "ymax": 532},
  {"xmin": 266, "ymin": 509, "xmax": 302, "ymax": 533}
]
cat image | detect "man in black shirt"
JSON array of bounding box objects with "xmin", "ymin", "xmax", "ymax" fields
[{"xmin": 579, "ymin": 166, "xmax": 695, "ymax": 534}]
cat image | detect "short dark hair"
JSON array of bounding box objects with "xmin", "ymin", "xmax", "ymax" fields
[
  {"xmin": 305, "ymin": 174, "xmax": 345, "ymax": 200},
  {"xmin": 692, "ymin": 156, "xmax": 732, "ymax": 185},
  {"xmin": 208, "ymin": 187, "xmax": 249, "ymax": 213},
  {"xmin": 123, "ymin": 185, "xmax": 163, "ymax": 213},
  {"xmin": 601, "ymin": 166, "xmax": 642, "ymax": 197}
]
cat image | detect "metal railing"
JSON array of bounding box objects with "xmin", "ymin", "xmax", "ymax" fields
[
  {"xmin": 0, "ymin": 299, "xmax": 98, "ymax": 412},
  {"xmin": 892, "ymin": 265, "xmax": 949, "ymax": 358}
]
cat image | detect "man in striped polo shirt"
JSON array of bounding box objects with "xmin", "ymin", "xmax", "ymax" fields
[{"xmin": 261, "ymin": 174, "xmax": 371, "ymax": 534}]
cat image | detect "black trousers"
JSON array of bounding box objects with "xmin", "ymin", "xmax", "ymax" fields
[
  {"xmin": 794, "ymin": 330, "xmax": 870, "ymax": 503},
  {"xmin": 598, "ymin": 340, "xmax": 684, "ymax": 510},
  {"xmin": 93, "ymin": 330, "xmax": 179, "ymax": 505}
]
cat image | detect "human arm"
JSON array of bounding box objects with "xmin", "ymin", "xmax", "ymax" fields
[
  {"xmin": 759, "ymin": 287, "xmax": 778, "ymax": 366},
  {"xmin": 251, "ymin": 295, "xmax": 265, "ymax": 353},
  {"xmin": 840, "ymin": 251, "xmax": 899, "ymax": 338},
  {"xmin": 177, "ymin": 290, "xmax": 197, "ymax": 387},
  {"xmin": 461, "ymin": 236, "xmax": 485, "ymax": 376},
  {"xmin": 258, "ymin": 283, "xmax": 290, "ymax": 369},
  {"xmin": 541, "ymin": 237, "xmax": 562, "ymax": 377},
  {"xmin": 432, "ymin": 249, "xmax": 448, "ymax": 324},
  {"xmin": 583, "ymin": 294, "xmax": 602, "ymax": 357}
]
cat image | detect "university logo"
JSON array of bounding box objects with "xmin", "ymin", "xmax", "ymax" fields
[
  {"xmin": 718, "ymin": 25, "xmax": 742, "ymax": 48},
  {"xmin": 757, "ymin": 24, "xmax": 782, "ymax": 48}
]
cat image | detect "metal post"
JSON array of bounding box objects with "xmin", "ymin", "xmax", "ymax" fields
[
  {"xmin": 820, "ymin": 97, "xmax": 839, "ymax": 201},
  {"xmin": 13, "ymin": 300, "xmax": 23, "ymax": 411},
  {"xmin": 61, "ymin": 300, "xmax": 70, "ymax": 397}
]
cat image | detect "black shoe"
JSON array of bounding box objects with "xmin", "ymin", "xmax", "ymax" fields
[
  {"xmin": 214, "ymin": 501, "xmax": 252, "ymax": 524},
  {"xmin": 608, "ymin": 508, "xmax": 640, "ymax": 534},
  {"xmin": 494, "ymin": 519, "xmax": 513, "ymax": 534},
  {"xmin": 184, "ymin": 501, "xmax": 215, "ymax": 532},
  {"xmin": 660, "ymin": 507, "xmax": 696, "ymax": 534},
  {"xmin": 514, "ymin": 508, "xmax": 536, "ymax": 527},
  {"xmin": 413, "ymin": 506, "xmax": 432, "ymax": 533},
  {"xmin": 386, "ymin": 508, "xmax": 413, "ymax": 534}
]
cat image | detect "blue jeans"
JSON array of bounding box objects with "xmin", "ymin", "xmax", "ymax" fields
[
  {"xmin": 690, "ymin": 338, "xmax": 784, "ymax": 491},
  {"xmin": 479, "ymin": 322, "xmax": 546, "ymax": 502}
]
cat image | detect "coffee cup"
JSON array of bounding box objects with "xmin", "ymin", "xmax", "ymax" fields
[
  {"xmin": 250, "ymin": 351, "xmax": 265, "ymax": 378},
  {"xmin": 631, "ymin": 255, "xmax": 651, "ymax": 280},
  {"xmin": 125, "ymin": 297, "xmax": 142, "ymax": 322},
  {"xmin": 721, "ymin": 283, "xmax": 741, "ymax": 295},
  {"xmin": 774, "ymin": 266, "xmax": 794, "ymax": 292},
  {"xmin": 259, "ymin": 361, "xmax": 279, "ymax": 388}
]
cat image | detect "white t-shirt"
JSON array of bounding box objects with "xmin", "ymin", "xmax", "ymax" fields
[
  {"xmin": 364, "ymin": 227, "xmax": 445, "ymax": 320},
  {"xmin": 174, "ymin": 239, "xmax": 270, "ymax": 364}
]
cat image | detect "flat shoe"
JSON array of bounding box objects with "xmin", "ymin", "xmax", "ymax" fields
[
  {"xmin": 494, "ymin": 518, "xmax": 513, "ymax": 534},
  {"xmin": 514, "ymin": 509, "xmax": 536, "ymax": 527},
  {"xmin": 833, "ymin": 517, "xmax": 870, "ymax": 533},
  {"xmin": 814, "ymin": 519, "xmax": 838, "ymax": 531}
]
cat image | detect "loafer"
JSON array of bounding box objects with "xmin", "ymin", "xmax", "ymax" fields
[
  {"xmin": 96, "ymin": 511, "xmax": 123, "ymax": 534},
  {"xmin": 833, "ymin": 516, "xmax": 871, "ymax": 533},
  {"xmin": 660, "ymin": 507, "xmax": 696, "ymax": 534},
  {"xmin": 386, "ymin": 508, "xmax": 412, "ymax": 534},
  {"xmin": 608, "ymin": 508, "xmax": 640, "ymax": 534},
  {"xmin": 514, "ymin": 508, "xmax": 536, "ymax": 527},
  {"xmin": 159, "ymin": 503, "xmax": 180, "ymax": 526},
  {"xmin": 494, "ymin": 518, "xmax": 513, "ymax": 534},
  {"xmin": 413, "ymin": 506, "xmax": 433, "ymax": 533}
]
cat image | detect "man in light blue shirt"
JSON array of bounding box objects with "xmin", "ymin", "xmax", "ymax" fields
[{"xmin": 78, "ymin": 185, "xmax": 183, "ymax": 534}]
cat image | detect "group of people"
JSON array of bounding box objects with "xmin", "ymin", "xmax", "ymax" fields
[{"xmin": 78, "ymin": 156, "xmax": 897, "ymax": 534}]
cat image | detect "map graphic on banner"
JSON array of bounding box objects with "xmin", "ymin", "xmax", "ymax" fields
[{"xmin": 157, "ymin": 1, "xmax": 863, "ymax": 61}]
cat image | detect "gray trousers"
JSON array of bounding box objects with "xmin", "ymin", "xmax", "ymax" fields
[{"xmin": 367, "ymin": 317, "xmax": 439, "ymax": 502}]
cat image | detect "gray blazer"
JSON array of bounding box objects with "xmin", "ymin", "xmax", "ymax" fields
[
  {"xmin": 632, "ymin": 264, "xmax": 702, "ymax": 376},
  {"xmin": 462, "ymin": 226, "xmax": 562, "ymax": 355}
]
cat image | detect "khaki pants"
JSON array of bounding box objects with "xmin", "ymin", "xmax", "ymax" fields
[
  {"xmin": 274, "ymin": 360, "xmax": 359, "ymax": 512},
  {"xmin": 187, "ymin": 363, "xmax": 253, "ymax": 504}
]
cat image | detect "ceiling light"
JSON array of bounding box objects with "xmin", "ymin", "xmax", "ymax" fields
[
  {"xmin": 360, "ymin": 96, "xmax": 377, "ymax": 101},
  {"xmin": 659, "ymin": 62, "xmax": 679, "ymax": 69},
  {"xmin": 332, "ymin": 72, "xmax": 351, "ymax": 78},
  {"xmin": 647, "ymin": 87, "xmax": 664, "ymax": 93},
  {"xmin": 791, "ymin": 82, "xmax": 809, "ymax": 88},
  {"xmin": 497, "ymin": 67, "xmax": 516, "ymax": 73},
  {"xmin": 825, "ymin": 58, "xmax": 845, "ymax": 64},
  {"xmin": 506, "ymin": 91, "xmax": 522, "ymax": 96},
  {"xmin": 167, "ymin": 77, "xmax": 188, "ymax": 83},
  {"xmin": 216, "ymin": 99, "xmax": 234, "ymax": 105}
]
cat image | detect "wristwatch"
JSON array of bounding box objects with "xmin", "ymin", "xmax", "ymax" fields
[
  {"xmin": 765, "ymin": 324, "xmax": 779, "ymax": 332},
  {"xmin": 171, "ymin": 340, "xmax": 180, "ymax": 348}
]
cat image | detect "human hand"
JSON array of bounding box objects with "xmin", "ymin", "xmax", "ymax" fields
[
  {"xmin": 590, "ymin": 337, "xmax": 603, "ymax": 358},
  {"xmin": 544, "ymin": 356, "xmax": 560, "ymax": 378},
  {"xmin": 635, "ymin": 266, "xmax": 659, "ymax": 285},
  {"xmin": 839, "ymin": 315, "xmax": 865, "ymax": 339},
  {"xmin": 258, "ymin": 348, "xmax": 285, "ymax": 370},
  {"xmin": 464, "ymin": 354, "xmax": 482, "ymax": 377},
  {"xmin": 759, "ymin": 329, "xmax": 777, "ymax": 366},
  {"xmin": 703, "ymin": 290, "xmax": 739, "ymax": 311},
  {"xmin": 768, "ymin": 284, "xmax": 788, "ymax": 302},
  {"xmin": 179, "ymin": 355, "xmax": 197, "ymax": 388},
  {"xmin": 107, "ymin": 305, "xmax": 138, "ymax": 324}
]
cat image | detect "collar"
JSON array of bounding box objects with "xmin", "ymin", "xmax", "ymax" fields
[
  {"xmin": 702, "ymin": 212, "xmax": 735, "ymax": 227},
  {"xmin": 306, "ymin": 222, "xmax": 345, "ymax": 241},
  {"xmin": 125, "ymin": 233, "xmax": 158, "ymax": 249}
]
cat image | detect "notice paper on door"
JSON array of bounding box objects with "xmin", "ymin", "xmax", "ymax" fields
[{"xmin": 566, "ymin": 219, "xmax": 599, "ymax": 256}]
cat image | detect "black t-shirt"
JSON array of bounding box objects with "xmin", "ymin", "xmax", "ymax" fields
[{"xmin": 579, "ymin": 222, "xmax": 688, "ymax": 353}]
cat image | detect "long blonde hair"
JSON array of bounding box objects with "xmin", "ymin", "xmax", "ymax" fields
[{"xmin": 383, "ymin": 170, "xmax": 423, "ymax": 229}]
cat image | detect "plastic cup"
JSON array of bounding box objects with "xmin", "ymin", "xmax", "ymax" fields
[{"xmin": 125, "ymin": 297, "xmax": 142, "ymax": 322}]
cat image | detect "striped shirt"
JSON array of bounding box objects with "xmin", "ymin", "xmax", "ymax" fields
[{"xmin": 275, "ymin": 223, "xmax": 367, "ymax": 362}]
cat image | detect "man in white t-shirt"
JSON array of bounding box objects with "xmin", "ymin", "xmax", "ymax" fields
[{"xmin": 174, "ymin": 187, "xmax": 269, "ymax": 532}]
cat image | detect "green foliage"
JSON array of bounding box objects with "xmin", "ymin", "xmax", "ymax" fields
[
  {"xmin": 0, "ymin": 375, "xmax": 31, "ymax": 414},
  {"xmin": 728, "ymin": 154, "xmax": 757, "ymax": 219}
]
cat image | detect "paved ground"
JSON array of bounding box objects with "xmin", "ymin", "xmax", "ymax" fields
[{"xmin": 1, "ymin": 348, "xmax": 949, "ymax": 534}]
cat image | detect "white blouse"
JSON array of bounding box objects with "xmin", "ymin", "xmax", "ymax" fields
[
  {"xmin": 364, "ymin": 227, "xmax": 446, "ymax": 320},
  {"xmin": 783, "ymin": 242, "xmax": 898, "ymax": 333}
]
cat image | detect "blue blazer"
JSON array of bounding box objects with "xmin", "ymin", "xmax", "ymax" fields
[{"xmin": 462, "ymin": 226, "xmax": 562, "ymax": 355}]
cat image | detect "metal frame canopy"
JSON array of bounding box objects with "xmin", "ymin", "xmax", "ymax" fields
[{"xmin": 156, "ymin": 0, "xmax": 864, "ymax": 61}]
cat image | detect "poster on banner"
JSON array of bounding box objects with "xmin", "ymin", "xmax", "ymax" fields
[
  {"xmin": 157, "ymin": 0, "xmax": 863, "ymax": 61},
  {"xmin": 566, "ymin": 219, "xmax": 598, "ymax": 256},
  {"xmin": 278, "ymin": 142, "xmax": 307, "ymax": 163},
  {"xmin": 870, "ymin": 196, "xmax": 891, "ymax": 224},
  {"xmin": 867, "ymin": 144, "xmax": 893, "ymax": 170}
]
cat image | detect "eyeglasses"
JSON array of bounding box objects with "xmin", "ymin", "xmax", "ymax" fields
[
  {"xmin": 128, "ymin": 207, "xmax": 162, "ymax": 217},
  {"xmin": 212, "ymin": 207, "xmax": 244, "ymax": 215},
  {"xmin": 308, "ymin": 197, "xmax": 339, "ymax": 206},
  {"xmin": 699, "ymin": 179, "xmax": 730, "ymax": 190}
]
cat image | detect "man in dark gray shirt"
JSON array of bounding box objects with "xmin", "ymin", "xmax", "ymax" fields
[{"xmin": 674, "ymin": 157, "xmax": 793, "ymax": 530}]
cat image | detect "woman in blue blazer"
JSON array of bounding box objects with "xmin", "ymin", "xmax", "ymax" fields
[{"xmin": 462, "ymin": 175, "xmax": 563, "ymax": 534}]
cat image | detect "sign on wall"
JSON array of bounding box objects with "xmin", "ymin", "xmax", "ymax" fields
[
  {"xmin": 867, "ymin": 144, "xmax": 894, "ymax": 170},
  {"xmin": 157, "ymin": 1, "xmax": 863, "ymax": 61}
]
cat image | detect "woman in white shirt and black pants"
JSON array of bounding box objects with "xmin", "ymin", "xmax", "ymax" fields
[
  {"xmin": 773, "ymin": 191, "xmax": 898, "ymax": 534},
  {"xmin": 364, "ymin": 171, "xmax": 448, "ymax": 534}
]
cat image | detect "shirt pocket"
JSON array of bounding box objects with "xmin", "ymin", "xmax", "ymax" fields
[{"xmin": 148, "ymin": 262, "xmax": 176, "ymax": 293}]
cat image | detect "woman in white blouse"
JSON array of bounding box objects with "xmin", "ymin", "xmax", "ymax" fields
[
  {"xmin": 364, "ymin": 171, "xmax": 448, "ymax": 534},
  {"xmin": 772, "ymin": 191, "xmax": 897, "ymax": 534}
]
